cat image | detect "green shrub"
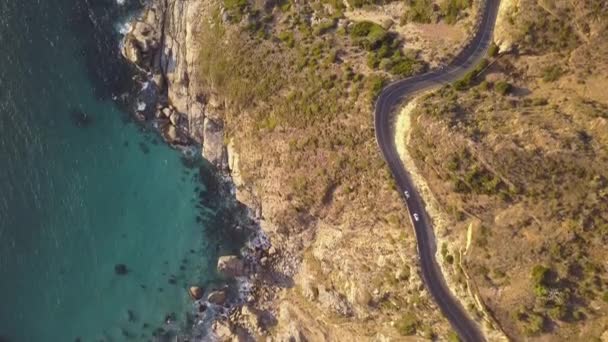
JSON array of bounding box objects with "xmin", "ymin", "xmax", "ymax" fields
[
  {"xmin": 453, "ymin": 59, "xmax": 488, "ymax": 91},
  {"xmin": 277, "ymin": 0, "xmax": 291, "ymax": 12},
  {"xmin": 367, "ymin": 74, "xmax": 386, "ymax": 99},
  {"xmin": 224, "ymin": 0, "xmax": 248, "ymax": 12},
  {"xmin": 314, "ymin": 19, "xmax": 337, "ymax": 36},
  {"xmin": 396, "ymin": 313, "xmax": 419, "ymax": 335},
  {"xmin": 350, "ymin": 21, "xmax": 388, "ymax": 50},
  {"xmin": 524, "ymin": 313, "xmax": 545, "ymax": 336},
  {"xmin": 441, "ymin": 0, "xmax": 471, "ymax": 25},
  {"xmin": 495, "ymin": 81, "xmax": 511, "ymax": 95},
  {"xmin": 278, "ymin": 31, "xmax": 295, "ymax": 48},
  {"xmin": 487, "ymin": 42, "xmax": 499, "ymax": 57},
  {"xmin": 542, "ymin": 65, "xmax": 563, "ymax": 82},
  {"xmin": 402, "ymin": 0, "xmax": 434, "ymax": 24},
  {"xmin": 446, "ymin": 331, "xmax": 461, "ymax": 342}
]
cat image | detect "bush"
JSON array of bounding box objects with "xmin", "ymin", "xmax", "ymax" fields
[
  {"xmin": 396, "ymin": 313, "xmax": 419, "ymax": 335},
  {"xmin": 542, "ymin": 65, "xmax": 563, "ymax": 82},
  {"xmin": 367, "ymin": 75, "xmax": 386, "ymax": 99},
  {"xmin": 495, "ymin": 81, "xmax": 511, "ymax": 95},
  {"xmin": 524, "ymin": 313, "xmax": 545, "ymax": 336},
  {"xmin": 314, "ymin": 19, "xmax": 337, "ymax": 36},
  {"xmin": 446, "ymin": 331, "xmax": 461, "ymax": 342},
  {"xmin": 453, "ymin": 59, "xmax": 488, "ymax": 91},
  {"xmin": 278, "ymin": 31, "xmax": 295, "ymax": 48},
  {"xmin": 402, "ymin": 0, "xmax": 434, "ymax": 24},
  {"xmin": 487, "ymin": 42, "xmax": 499, "ymax": 57},
  {"xmin": 224, "ymin": 0, "xmax": 248, "ymax": 12},
  {"xmin": 441, "ymin": 0, "xmax": 471, "ymax": 25},
  {"xmin": 350, "ymin": 21, "xmax": 388, "ymax": 50}
]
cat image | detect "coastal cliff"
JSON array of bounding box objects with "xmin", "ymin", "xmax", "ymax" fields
[
  {"xmin": 121, "ymin": 0, "xmax": 484, "ymax": 340},
  {"xmin": 122, "ymin": 0, "xmax": 226, "ymax": 167}
]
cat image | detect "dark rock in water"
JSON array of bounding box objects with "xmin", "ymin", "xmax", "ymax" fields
[
  {"xmin": 127, "ymin": 309, "xmax": 136, "ymax": 322},
  {"xmin": 140, "ymin": 284, "xmax": 147, "ymax": 289},
  {"xmin": 190, "ymin": 249, "xmax": 195, "ymax": 253},
  {"xmin": 70, "ymin": 107, "xmax": 94, "ymax": 127},
  {"xmin": 121, "ymin": 328, "xmax": 132, "ymax": 338},
  {"xmin": 142, "ymin": 323, "xmax": 149, "ymax": 329},
  {"xmin": 168, "ymin": 278, "xmax": 177, "ymax": 285},
  {"xmin": 179, "ymin": 265, "xmax": 186, "ymax": 271},
  {"xmin": 165, "ymin": 312, "xmax": 176, "ymax": 324},
  {"xmin": 74, "ymin": 338, "xmax": 81, "ymax": 342},
  {"xmin": 158, "ymin": 287, "xmax": 163, "ymax": 292},
  {"xmin": 123, "ymin": 141, "xmax": 129, "ymax": 147},
  {"xmin": 138, "ymin": 142, "xmax": 150, "ymax": 154},
  {"xmin": 114, "ymin": 264, "xmax": 128, "ymax": 275}
]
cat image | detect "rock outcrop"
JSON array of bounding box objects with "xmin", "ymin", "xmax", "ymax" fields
[
  {"xmin": 121, "ymin": 0, "xmax": 225, "ymax": 167},
  {"xmin": 188, "ymin": 286, "xmax": 204, "ymax": 300},
  {"xmin": 217, "ymin": 255, "xmax": 246, "ymax": 278}
]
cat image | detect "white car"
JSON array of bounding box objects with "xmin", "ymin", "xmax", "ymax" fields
[
  {"xmin": 404, "ymin": 190, "xmax": 410, "ymax": 199},
  {"xmin": 413, "ymin": 213, "xmax": 419, "ymax": 222}
]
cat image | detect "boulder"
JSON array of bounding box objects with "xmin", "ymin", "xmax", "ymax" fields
[
  {"xmin": 169, "ymin": 112, "xmax": 180, "ymax": 126},
  {"xmin": 122, "ymin": 35, "xmax": 142, "ymax": 65},
  {"xmin": 188, "ymin": 286, "xmax": 204, "ymax": 300},
  {"xmin": 165, "ymin": 125, "xmax": 178, "ymax": 142},
  {"xmin": 114, "ymin": 264, "xmax": 128, "ymax": 275},
  {"xmin": 162, "ymin": 107, "xmax": 172, "ymax": 118},
  {"xmin": 207, "ymin": 289, "xmax": 227, "ymax": 305},
  {"xmin": 217, "ymin": 255, "xmax": 245, "ymax": 277}
]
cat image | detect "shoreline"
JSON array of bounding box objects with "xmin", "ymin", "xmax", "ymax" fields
[{"xmin": 119, "ymin": 0, "xmax": 281, "ymax": 339}]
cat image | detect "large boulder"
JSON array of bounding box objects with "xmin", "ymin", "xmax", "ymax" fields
[
  {"xmin": 207, "ymin": 289, "xmax": 227, "ymax": 305},
  {"xmin": 188, "ymin": 286, "xmax": 204, "ymax": 300},
  {"xmin": 217, "ymin": 255, "xmax": 245, "ymax": 277}
]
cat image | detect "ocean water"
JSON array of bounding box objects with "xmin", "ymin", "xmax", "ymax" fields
[{"xmin": 0, "ymin": 1, "xmax": 243, "ymax": 341}]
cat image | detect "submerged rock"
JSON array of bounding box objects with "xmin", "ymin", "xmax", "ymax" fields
[
  {"xmin": 217, "ymin": 255, "xmax": 245, "ymax": 277},
  {"xmin": 114, "ymin": 264, "xmax": 128, "ymax": 275},
  {"xmin": 70, "ymin": 108, "xmax": 93, "ymax": 127},
  {"xmin": 188, "ymin": 286, "xmax": 204, "ymax": 300}
]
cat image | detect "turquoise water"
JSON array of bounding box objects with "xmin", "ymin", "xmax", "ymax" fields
[{"xmin": 0, "ymin": 1, "xmax": 242, "ymax": 341}]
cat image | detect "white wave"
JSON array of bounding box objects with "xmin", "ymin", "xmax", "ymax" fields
[{"xmin": 115, "ymin": 20, "xmax": 132, "ymax": 35}]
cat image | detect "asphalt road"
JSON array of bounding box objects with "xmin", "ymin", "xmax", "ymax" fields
[{"xmin": 374, "ymin": 1, "xmax": 501, "ymax": 341}]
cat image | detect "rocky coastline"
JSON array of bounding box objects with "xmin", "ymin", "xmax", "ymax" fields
[{"xmin": 120, "ymin": 0, "xmax": 289, "ymax": 340}]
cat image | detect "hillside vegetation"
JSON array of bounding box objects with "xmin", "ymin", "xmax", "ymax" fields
[
  {"xmin": 191, "ymin": 0, "xmax": 482, "ymax": 339},
  {"xmin": 406, "ymin": 0, "xmax": 608, "ymax": 340}
]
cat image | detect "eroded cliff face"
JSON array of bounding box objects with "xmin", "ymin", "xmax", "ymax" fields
[
  {"xmin": 122, "ymin": 0, "xmax": 226, "ymax": 168},
  {"xmin": 120, "ymin": 0, "xmax": 472, "ymax": 340}
]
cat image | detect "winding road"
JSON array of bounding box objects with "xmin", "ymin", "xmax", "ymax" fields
[{"xmin": 374, "ymin": 1, "xmax": 501, "ymax": 341}]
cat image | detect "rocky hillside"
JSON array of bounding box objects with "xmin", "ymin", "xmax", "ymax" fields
[
  {"xmin": 405, "ymin": 0, "xmax": 608, "ymax": 340},
  {"xmin": 120, "ymin": 0, "xmax": 498, "ymax": 340}
]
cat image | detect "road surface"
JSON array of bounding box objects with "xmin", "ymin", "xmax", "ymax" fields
[{"xmin": 374, "ymin": 1, "xmax": 501, "ymax": 341}]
